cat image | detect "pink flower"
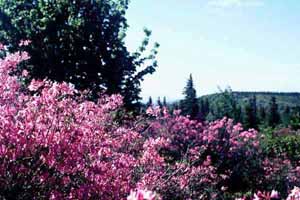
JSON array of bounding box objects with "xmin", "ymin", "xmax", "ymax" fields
[
  {"xmin": 127, "ymin": 189, "xmax": 158, "ymax": 200},
  {"xmin": 0, "ymin": 43, "xmax": 4, "ymax": 50},
  {"xmin": 18, "ymin": 40, "xmax": 31, "ymax": 47},
  {"xmin": 146, "ymin": 106, "xmax": 161, "ymax": 117},
  {"xmin": 270, "ymin": 190, "xmax": 279, "ymax": 199},
  {"xmin": 28, "ymin": 79, "xmax": 44, "ymax": 91},
  {"xmin": 253, "ymin": 190, "xmax": 280, "ymax": 200},
  {"xmin": 22, "ymin": 69, "xmax": 29, "ymax": 77},
  {"xmin": 287, "ymin": 187, "xmax": 300, "ymax": 200}
]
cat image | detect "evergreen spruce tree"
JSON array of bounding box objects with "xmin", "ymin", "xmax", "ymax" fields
[
  {"xmin": 204, "ymin": 98, "xmax": 210, "ymax": 116},
  {"xmin": 235, "ymin": 105, "xmax": 243, "ymax": 123},
  {"xmin": 157, "ymin": 97, "xmax": 163, "ymax": 108},
  {"xmin": 199, "ymin": 99, "xmax": 205, "ymax": 120},
  {"xmin": 251, "ymin": 95, "xmax": 257, "ymax": 120},
  {"xmin": 146, "ymin": 96, "xmax": 153, "ymax": 107},
  {"xmin": 243, "ymin": 96, "xmax": 258, "ymax": 129},
  {"xmin": 244, "ymin": 104, "xmax": 256, "ymax": 129},
  {"xmin": 199, "ymin": 98, "xmax": 210, "ymax": 121},
  {"xmin": 163, "ymin": 96, "xmax": 167, "ymax": 107},
  {"xmin": 171, "ymin": 102, "xmax": 180, "ymax": 112},
  {"xmin": 0, "ymin": 0, "xmax": 159, "ymax": 109},
  {"xmin": 259, "ymin": 107, "xmax": 266, "ymax": 125},
  {"xmin": 268, "ymin": 96, "xmax": 281, "ymax": 128},
  {"xmin": 283, "ymin": 106, "xmax": 291, "ymax": 126},
  {"xmin": 180, "ymin": 74, "xmax": 199, "ymax": 120}
]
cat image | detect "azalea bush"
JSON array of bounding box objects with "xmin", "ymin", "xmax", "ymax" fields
[
  {"xmin": 234, "ymin": 186, "xmax": 300, "ymax": 200},
  {"xmin": 0, "ymin": 44, "xmax": 300, "ymax": 199},
  {"xmin": 140, "ymin": 108, "xmax": 263, "ymax": 199},
  {"xmin": 0, "ymin": 45, "xmax": 142, "ymax": 199}
]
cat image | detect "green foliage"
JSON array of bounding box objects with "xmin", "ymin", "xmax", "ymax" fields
[
  {"xmin": 202, "ymin": 87, "xmax": 241, "ymax": 122},
  {"xmin": 268, "ymin": 97, "xmax": 281, "ymax": 128},
  {"xmin": 261, "ymin": 133, "xmax": 300, "ymax": 163},
  {"xmin": 0, "ymin": 0, "xmax": 159, "ymax": 109},
  {"xmin": 290, "ymin": 107, "xmax": 300, "ymax": 130},
  {"xmin": 282, "ymin": 106, "xmax": 291, "ymax": 126},
  {"xmin": 200, "ymin": 91, "xmax": 300, "ymax": 128},
  {"xmin": 199, "ymin": 98, "xmax": 210, "ymax": 120},
  {"xmin": 180, "ymin": 74, "xmax": 199, "ymax": 119},
  {"xmin": 146, "ymin": 96, "xmax": 153, "ymax": 108},
  {"xmin": 233, "ymin": 92, "xmax": 300, "ymax": 109},
  {"xmin": 163, "ymin": 96, "xmax": 167, "ymax": 107},
  {"xmin": 243, "ymin": 96, "xmax": 258, "ymax": 129},
  {"xmin": 157, "ymin": 97, "xmax": 162, "ymax": 108},
  {"xmin": 259, "ymin": 107, "xmax": 267, "ymax": 124},
  {"xmin": 202, "ymin": 92, "xmax": 300, "ymax": 113}
]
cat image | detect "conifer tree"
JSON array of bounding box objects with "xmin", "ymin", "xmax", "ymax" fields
[
  {"xmin": 199, "ymin": 99, "xmax": 206, "ymax": 120},
  {"xmin": 180, "ymin": 74, "xmax": 199, "ymax": 119},
  {"xmin": 283, "ymin": 106, "xmax": 291, "ymax": 126},
  {"xmin": 251, "ymin": 95, "xmax": 257, "ymax": 120},
  {"xmin": 235, "ymin": 105, "xmax": 243, "ymax": 123},
  {"xmin": 204, "ymin": 98, "xmax": 210, "ymax": 116},
  {"xmin": 268, "ymin": 96, "xmax": 281, "ymax": 128},
  {"xmin": 163, "ymin": 96, "xmax": 167, "ymax": 107},
  {"xmin": 259, "ymin": 107, "xmax": 266, "ymax": 124},
  {"xmin": 146, "ymin": 96, "xmax": 153, "ymax": 107},
  {"xmin": 157, "ymin": 97, "xmax": 163, "ymax": 108},
  {"xmin": 199, "ymin": 98, "xmax": 210, "ymax": 121},
  {"xmin": 172, "ymin": 102, "xmax": 180, "ymax": 111},
  {"xmin": 244, "ymin": 102, "xmax": 257, "ymax": 129},
  {"xmin": 242, "ymin": 96, "xmax": 258, "ymax": 129}
]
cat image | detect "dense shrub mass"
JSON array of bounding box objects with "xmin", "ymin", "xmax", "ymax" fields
[
  {"xmin": 0, "ymin": 45, "xmax": 139, "ymax": 199},
  {"xmin": 0, "ymin": 46, "xmax": 300, "ymax": 199}
]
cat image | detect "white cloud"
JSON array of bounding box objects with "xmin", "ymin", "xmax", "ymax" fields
[{"xmin": 207, "ymin": 0, "xmax": 264, "ymax": 8}]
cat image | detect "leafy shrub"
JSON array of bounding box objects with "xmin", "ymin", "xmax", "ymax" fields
[
  {"xmin": 262, "ymin": 134, "xmax": 300, "ymax": 163},
  {"xmin": 1, "ymin": 43, "xmax": 300, "ymax": 200}
]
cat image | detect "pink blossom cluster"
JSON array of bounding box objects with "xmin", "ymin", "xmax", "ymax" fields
[
  {"xmin": 127, "ymin": 189, "xmax": 160, "ymax": 200},
  {"xmin": 287, "ymin": 187, "xmax": 300, "ymax": 200},
  {"xmin": 18, "ymin": 39, "xmax": 31, "ymax": 47},
  {"xmin": 253, "ymin": 190, "xmax": 280, "ymax": 200},
  {"xmin": 236, "ymin": 187, "xmax": 300, "ymax": 200},
  {"xmin": 138, "ymin": 107, "xmax": 262, "ymax": 199},
  {"xmin": 1, "ymin": 44, "xmax": 300, "ymax": 199},
  {"xmin": 0, "ymin": 46, "xmax": 141, "ymax": 199}
]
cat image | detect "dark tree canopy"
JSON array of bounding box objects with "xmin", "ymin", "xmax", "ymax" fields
[
  {"xmin": 0, "ymin": 0, "xmax": 159, "ymax": 109},
  {"xmin": 180, "ymin": 74, "xmax": 199, "ymax": 120},
  {"xmin": 146, "ymin": 96, "xmax": 153, "ymax": 108},
  {"xmin": 199, "ymin": 98, "xmax": 209, "ymax": 121},
  {"xmin": 244, "ymin": 96, "xmax": 258, "ymax": 129},
  {"xmin": 163, "ymin": 96, "xmax": 167, "ymax": 107},
  {"xmin": 259, "ymin": 107, "xmax": 266, "ymax": 122},
  {"xmin": 268, "ymin": 96, "xmax": 281, "ymax": 127},
  {"xmin": 157, "ymin": 97, "xmax": 163, "ymax": 108}
]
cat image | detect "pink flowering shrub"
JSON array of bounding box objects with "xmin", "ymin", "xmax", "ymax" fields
[
  {"xmin": 141, "ymin": 107, "xmax": 263, "ymax": 199},
  {"xmin": 235, "ymin": 187, "xmax": 300, "ymax": 200},
  {"xmin": 0, "ymin": 47, "xmax": 143, "ymax": 199},
  {"xmin": 1, "ymin": 45, "xmax": 300, "ymax": 199}
]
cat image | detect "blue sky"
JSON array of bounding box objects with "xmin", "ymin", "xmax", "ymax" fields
[{"xmin": 125, "ymin": 0, "xmax": 300, "ymax": 101}]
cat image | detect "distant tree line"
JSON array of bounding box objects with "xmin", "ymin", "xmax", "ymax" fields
[{"xmin": 145, "ymin": 75, "xmax": 300, "ymax": 130}]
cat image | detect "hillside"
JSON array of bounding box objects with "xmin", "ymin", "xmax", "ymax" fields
[{"xmin": 200, "ymin": 91, "xmax": 300, "ymax": 112}]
